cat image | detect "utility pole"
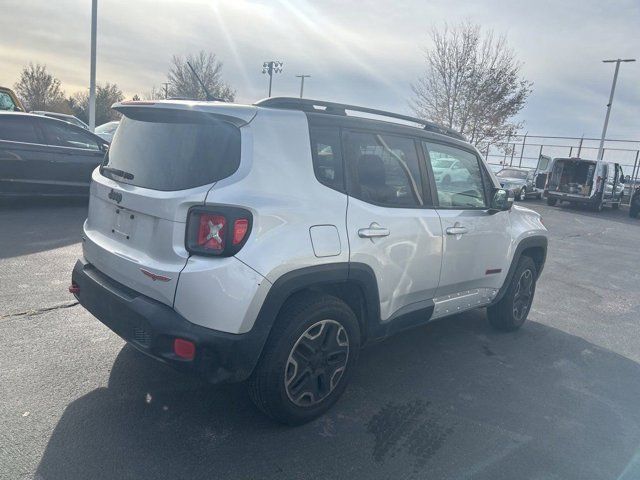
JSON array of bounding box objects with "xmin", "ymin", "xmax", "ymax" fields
[
  {"xmin": 262, "ymin": 61, "xmax": 283, "ymax": 97},
  {"xmin": 162, "ymin": 82, "xmax": 169, "ymax": 99},
  {"xmin": 295, "ymin": 74, "xmax": 311, "ymax": 98},
  {"xmin": 88, "ymin": 0, "xmax": 97, "ymax": 131},
  {"xmin": 597, "ymin": 58, "xmax": 636, "ymax": 160}
]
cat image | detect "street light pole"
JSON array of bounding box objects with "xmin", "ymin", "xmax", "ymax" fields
[
  {"xmin": 597, "ymin": 58, "xmax": 635, "ymax": 160},
  {"xmin": 88, "ymin": 0, "xmax": 97, "ymax": 131},
  {"xmin": 262, "ymin": 61, "xmax": 283, "ymax": 97},
  {"xmin": 295, "ymin": 74, "xmax": 311, "ymax": 98}
]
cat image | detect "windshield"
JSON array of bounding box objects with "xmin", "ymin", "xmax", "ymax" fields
[
  {"xmin": 497, "ymin": 168, "xmax": 528, "ymax": 179},
  {"xmin": 432, "ymin": 159, "xmax": 454, "ymax": 168},
  {"xmin": 101, "ymin": 111, "xmax": 240, "ymax": 191}
]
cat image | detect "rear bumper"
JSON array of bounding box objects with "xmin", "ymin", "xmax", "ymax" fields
[
  {"xmin": 546, "ymin": 191, "xmax": 597, "ymax": 204},
  {"xmin": 72, "ymin": 259, "xmax": 266, "ymax": 383}
]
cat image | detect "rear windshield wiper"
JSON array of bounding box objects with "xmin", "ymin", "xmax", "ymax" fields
[{"xmin": 101, "ymin": 166, "xmax": 134, "ymax": 180}]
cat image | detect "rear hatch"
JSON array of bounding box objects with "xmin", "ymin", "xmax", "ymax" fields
[
  {"xmin": 83, "ymin": 102, "xmax": 252, "ymax": 306},
  {"xmin": 547, "ymin": 158, "xmax": 598, "ymax": 198}
]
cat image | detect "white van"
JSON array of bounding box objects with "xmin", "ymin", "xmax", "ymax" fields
[{"xmin": 545, "ymin": 157, "xmax": 626, "ymax": 211}]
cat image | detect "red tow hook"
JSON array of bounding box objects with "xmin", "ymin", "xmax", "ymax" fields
[{"xmin": 69, "ymin": 282, "xmax": 80, "ymax": 294}]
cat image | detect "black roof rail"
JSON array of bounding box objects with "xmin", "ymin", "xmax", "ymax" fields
[{"xmin": 254, "ymin": 97, "xmax": 467, "ymax": 142}]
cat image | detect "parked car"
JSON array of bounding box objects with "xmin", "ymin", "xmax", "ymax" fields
[
  {"xmin": 94, "ymin": 121, "xmax": 119, "ymax": 142},
  {"xmin": 496, "ymin": 166, "xmax": 541, "ymax": 201},
  {"xmin": 430, "ymin": 157, "xmax": 471, "ymax": 184},
  {"xmin": 70, "ymin": 97, "xmax": 548, "ymax": 425},
  {"xmin": 545, "ymin": 157, "xmax": 625, "ymax": 211},
  {"xmin": 0, "ymin": 112, "xmax": 109, "ymax": 197},
  {"xmin": 0, "ymin": 86, "xmax": 25, "ymax": 112},
  {"xmin": 31, "ymin": 111, "xmax": 89, "ymax": 130},
  {"xmin": 630, "ymin": 185, "xmax": 640, "ymax": 218}
]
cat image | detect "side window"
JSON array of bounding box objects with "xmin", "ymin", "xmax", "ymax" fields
[
  {"xmin": 0, "ymin": 92, "xmax": 17, "ymax": 111},
  {"xmin": 344, "ymin": 131, "xmax": 423, "ymax": 207},
  {"xmin": 423, "ymin": 141, "xmax": 488, "ymax": 209},
  {"xmin": 309, "ymin": 126, "xmax": 344, "ymax": 191},
  {"xmin": 0, "ymin": 116, "xmax": 39, "ymax": 143},
  {"xmin": 41, "ymin": 120, "xmax": 101, "ymax": 150}
]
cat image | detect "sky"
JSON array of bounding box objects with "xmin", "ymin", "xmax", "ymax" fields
[{"xmin": 1, "ymin": 0, "xmax": 639, "ymax": 142}]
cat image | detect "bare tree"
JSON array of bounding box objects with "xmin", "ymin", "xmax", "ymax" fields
[
  {"xmin": 411, "ymin": 22, "xmax": 532, "ymax": 149},
  {"xmin": 69, "ymin": 83, "xmax": 124, "ymax": 126},
  {"xmin": 14, "ymin": 63, "xmax": 66, "ymax": 111},
  {"xmin": 143, "ymin": 85, "xmax": 167, "ymax": 100},
  {"xmin": 167, "ymin": 51, "xmax": 235, "ymax": 101}
]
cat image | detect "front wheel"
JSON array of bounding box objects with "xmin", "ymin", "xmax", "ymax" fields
[
  {"xmin": 518, "ymin": 188, "xmax": 527, "ymax": 201},
  {"xmin": 248, "ymin": 293, "xmax": 360, "ymax": 425},
  {"xmin": 487, "ymin": 256, "xmax": 537, "ymax": 331},
  {"xmin": 546, "ymin": 197, "xmax": 557, "ymax": 206}
]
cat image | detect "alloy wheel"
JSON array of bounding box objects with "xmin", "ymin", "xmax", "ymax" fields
[
  {"xmin": 285, "ymin": 319, "xmax": 349, "ymax": 407},
  {"xmin": 512, "ymin": 269, "xmax": 534, "ymax": 322}
]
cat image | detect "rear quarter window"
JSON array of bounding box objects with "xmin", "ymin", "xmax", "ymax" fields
[{"xmin": 102, "ymin": 110, "xmax": 241, "ymax": 191}]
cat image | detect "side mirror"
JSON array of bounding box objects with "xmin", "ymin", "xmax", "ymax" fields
[{"xmin": 490, "ymin": 188, "xmax": 513, "ymax": 212}]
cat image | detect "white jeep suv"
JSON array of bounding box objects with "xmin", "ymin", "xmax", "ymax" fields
[{"xmin": 71, "ymin": 98, "xmax": 547, "ymax": 424}]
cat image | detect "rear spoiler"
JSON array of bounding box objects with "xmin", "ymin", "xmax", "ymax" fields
[{"xmin": 112, "ymin": 100, "xmax": 257, "ymax": 127}]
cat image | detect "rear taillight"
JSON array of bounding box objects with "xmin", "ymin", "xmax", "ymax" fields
[{"xmin": 186, "ymin": 206, "xmax": 252, "ymax": 257}]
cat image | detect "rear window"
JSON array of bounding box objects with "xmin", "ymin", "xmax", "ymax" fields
[{"xmin": 102, "ymin": 110, "xmax": 241, "ymax": 191}]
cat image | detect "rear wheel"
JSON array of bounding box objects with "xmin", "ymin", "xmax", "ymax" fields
[
  {"xmin": 593, "ymin": 200, "xmax": 604, "ymax": 212},
  {"xmin": 248, "ymin": 293, "xmax": 360, "ymax": 425},
  {"xmin": 487, "ymin": 256, "xmax": 537, "ymax": 332},
  {"xmin": 546, "ymin": 197, "xmax": 557, "ymax": 206}
]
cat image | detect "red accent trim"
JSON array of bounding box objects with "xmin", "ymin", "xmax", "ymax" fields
[
  {"xmin": 485, "ymin": 268, "xmax": 502, "ymax": 275},
  {"xmin": 140, "ymin": 268, "xmax": 172, "ymax": 282}
]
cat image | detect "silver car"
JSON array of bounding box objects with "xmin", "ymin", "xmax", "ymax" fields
[
  {"xmin": 496, "ymin": 166, "xmax": 542, "ymax": 201},
  {"xmin": 71, "ymin": 97, "xmax": 548, "ymax": 425}
]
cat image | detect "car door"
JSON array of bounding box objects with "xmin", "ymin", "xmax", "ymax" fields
[
  {"xmin": 344, "ymin": 129, "xmax": 443, "ymax": 326},
  {"xmin": 422, "ymin": 141, "xmax": 511, "ymax": 318},
  {"xmin": 36, "ymin": 117, "xmax": 106, "ymax": 195},
  {"xmin": 0, "ymin": 114, "xmax": 54, "ymax": 196}
]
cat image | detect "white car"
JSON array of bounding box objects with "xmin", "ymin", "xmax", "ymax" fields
[
  {"xmin": 431, "ymin": 158, "xmax": 471, "ymax": 184},
  {"xmin": 94, "ymin": 121, "xmax": 119, "ymax": 142},
  {"xmin": 71, "ymin": 97, "xmax": 548, "ymax": 425}
]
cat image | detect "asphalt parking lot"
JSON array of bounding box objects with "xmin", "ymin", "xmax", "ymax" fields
[{"xmin": 1, "ymin": 198, "xmax": 640, "ymax": 480}]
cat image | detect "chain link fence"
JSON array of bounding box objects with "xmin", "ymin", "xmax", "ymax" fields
[{"xmin": 483, "ymin": 134, "xmax": 640, "ymax": 204}]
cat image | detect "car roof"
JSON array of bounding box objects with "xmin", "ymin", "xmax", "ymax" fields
[{"xmin": 0, "ymin": 111, "xmax": 108, "ymax": 142}]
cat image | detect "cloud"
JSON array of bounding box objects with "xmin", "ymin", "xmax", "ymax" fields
[{"xmin": 0, "ymin": 0, "xmax": 638, "ymax": 138}]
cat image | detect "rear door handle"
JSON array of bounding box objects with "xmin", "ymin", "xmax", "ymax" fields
[
  {"xmin": 358, "ymin": 222, "xmax": 390, "ymax": 238},
  {"xmin": 445, "ymin": 225, "xmax": 468, "ymax": 235}
]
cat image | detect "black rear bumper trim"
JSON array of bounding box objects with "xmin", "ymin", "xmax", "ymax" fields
[{"xmin": 72, "ymin": 259, "xmax": 266, "ymax": 383}]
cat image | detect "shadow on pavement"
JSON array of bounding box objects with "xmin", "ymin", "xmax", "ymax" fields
[
  {"xmin": 0, "ymin": 197, "xmax": 87, "ymax": 259},
  {"xmin": 35, "ymin": 311, "xmax": 640, "ymax": 480}
]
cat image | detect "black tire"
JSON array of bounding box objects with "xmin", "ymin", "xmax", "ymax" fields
[
  {"xmin": 593, "ymin": 200, "xmax": 603, "ymax": 212},
  {"xmin": 248, "ymin": 293, "xmax": 360, "ymax": 425},
  {"xmin": 630, "ymin": 203, "xmax": 639, "ymax": 218},
  {"xmin": 487, "ymin": 256, "xmax": 537, "ymax": 332},
  {"xmin": 546, "ymin": 197, "xmax": 557, "ymax": 206},
  {"xmin": 518, "ymin": 188, "xmax": 527, "ymax": 201}
]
